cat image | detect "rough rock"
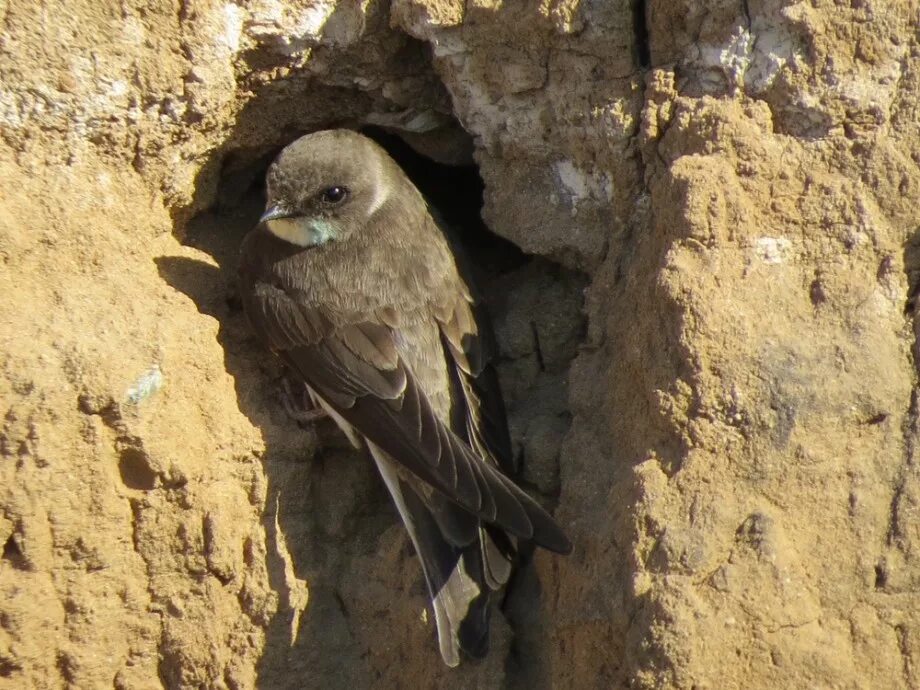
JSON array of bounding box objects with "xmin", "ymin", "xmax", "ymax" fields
[{"xmin": 1, "ymin": 0, "xmax": 918, "ymax": 688}]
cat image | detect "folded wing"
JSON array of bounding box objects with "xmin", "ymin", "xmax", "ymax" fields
[{"xmin": 242, "ymin": 282, "xmax": 571, "ymax": 554}]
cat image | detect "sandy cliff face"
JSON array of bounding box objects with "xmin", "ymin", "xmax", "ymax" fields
[{"xmin": 1, "ymin": 0, "xmax": 917, "ymax": 687}]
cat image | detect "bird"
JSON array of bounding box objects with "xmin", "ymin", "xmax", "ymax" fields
[{"xmin": 237, "ymin": 129, "xmax": 571, "ymax": 666}]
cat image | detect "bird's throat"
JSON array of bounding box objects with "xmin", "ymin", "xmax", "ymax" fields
[{"xmin": 266, "ymin": 217, "xmax": 338, "ymax": 248}]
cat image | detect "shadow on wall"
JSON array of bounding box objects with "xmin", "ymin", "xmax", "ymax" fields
[
  {"xmin": 156, "ymin": 89, "xmax": 587, "ymax": 688},
  {"xmin": 903, "ymin": 227, "xmax": 920, "ymax": 372},
  {"xmin": 156, "ymin": 176, "xmax": 393, "ymax": 686}
]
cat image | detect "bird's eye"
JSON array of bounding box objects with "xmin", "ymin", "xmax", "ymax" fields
[{"xmin": 320, "ymin": 186, "xmax": 348, "ymax": 205}]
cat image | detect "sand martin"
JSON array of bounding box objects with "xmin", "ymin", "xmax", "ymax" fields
[{"xmin": 238, "ymin": 129, "xmax": 571, "ymax": 666}]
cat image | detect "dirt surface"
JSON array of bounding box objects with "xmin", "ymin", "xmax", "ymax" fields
[{"xmin": 1, "ymin": 0, "xmax": 918, "ymax": 688}]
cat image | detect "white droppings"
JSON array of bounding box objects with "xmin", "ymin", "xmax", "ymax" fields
[
  {"xmin": 246, "ymin": 0, "xmax": 337, "ymax": 54},
  {"xmin": 431, "ymin": 32, "xmax": 466, "ymax": 58},
  {"xmin": 555, "ymin": 161, "xmax": 588, "ymax": 200},
  {"xmin": 719, "ymin": 27, "xmax": 754, "ymax": 87},
  {"xmin": 221, "ymin": 3, "xmax": 244, "ymax": 54},
  {"xmin": 554, "ymin": 160, "xmax": 612, "ymax": 205},
  {"xmin": 694, "ymin": 21, "xmax": 802, "ymax": 94},
  {"xmin": 106, "ymin": 80, "xmax": 128, "ymax": 98},
  {"xmin": 250, "ymin": 0, "xmax": 283, "ymax": 25},
  {"xmin": 125, "ymin": 365, "xmax": 164, "ymax": 404},
  {"xmin": 754, "ymin": 237, "xmax": 792, "ymax": 264},
  {"xmin": 300, "ymin": 1, "xmax": 337, "ymax": 37},
  {"xmin": 745, "ymin": 26, "xmax": 798, "ymax": 92}
]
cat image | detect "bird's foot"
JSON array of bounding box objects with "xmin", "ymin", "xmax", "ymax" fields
[{"xmin": 280, "ymin": 377, "xmax": 327, "ymax": 424}]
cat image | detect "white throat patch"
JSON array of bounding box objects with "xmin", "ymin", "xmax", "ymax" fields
[{"xmin": 266, "ymin": 217, "xmax": 338, "ymax": 247}]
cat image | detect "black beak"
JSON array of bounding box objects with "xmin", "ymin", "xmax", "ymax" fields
[{"xmin": 259, "ymin": 205, "xmax": 293, "ymax": 224}]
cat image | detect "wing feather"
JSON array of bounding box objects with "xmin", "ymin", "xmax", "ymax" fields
[
  {"xmin": 435, "ymin": 295, "xmax": 516, "ymax": 475},
  {"xmin": 243, "ymin": 270, "xmax": 570, "ymax": 553}
]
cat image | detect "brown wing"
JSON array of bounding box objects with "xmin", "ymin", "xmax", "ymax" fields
[
  {"xmin": 434, "ymin": 292, "xmax": 516, "ymax": 476},
  {"xmin": 242, "ymin": 280, "xmax": 571, "ymax": 554}
]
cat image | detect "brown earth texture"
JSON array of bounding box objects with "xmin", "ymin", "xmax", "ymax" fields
[{"xmin": 1, "ymin": 0, "xmax": 919, "ymax": 688}]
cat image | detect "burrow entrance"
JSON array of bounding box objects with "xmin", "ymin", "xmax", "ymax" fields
[{"xmin": 174, "ymin": 114, "xmax": 586, "ymax": 684}]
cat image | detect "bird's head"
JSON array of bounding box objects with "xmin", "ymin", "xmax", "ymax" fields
[{"xmin": 259, "ymin": 130, "xmax": 396, "ymax": 248}]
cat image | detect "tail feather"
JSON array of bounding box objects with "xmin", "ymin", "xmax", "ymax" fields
[
  {"xmin": 368, "ymin": 443, "xmax": 511, "ymax": 666},
  {"xmin": 480, "ymin": 526, "xmax": 514, "ymax": 590}
]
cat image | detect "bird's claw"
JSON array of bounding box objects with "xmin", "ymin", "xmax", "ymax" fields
[{"xmin": 281, "ymin": 377, "xmax": 327, "ymax": 424}]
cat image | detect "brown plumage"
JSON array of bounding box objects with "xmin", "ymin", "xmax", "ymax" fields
[{"xmin": 238, "ymin": 129, "xmax": 571, "ymax": 666}]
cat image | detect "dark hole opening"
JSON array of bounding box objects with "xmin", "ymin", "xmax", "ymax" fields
[
  {"xmin": 166, "ymin": 119, "xmax": 585, "ymax": 681},
  {"xmin": 188, "ymin": 125, "xmax": 528, "ymax": 285},
  {"xmin": 632, "ymin": 0, "xmax": 651, "ymax": 69},
  {"xmin": 359, "ymin": 125, "xmax": 527, "ymax": 278}
]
